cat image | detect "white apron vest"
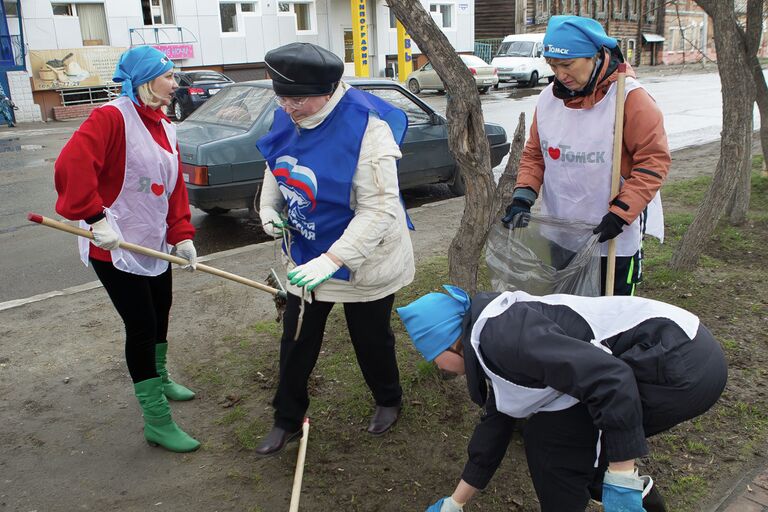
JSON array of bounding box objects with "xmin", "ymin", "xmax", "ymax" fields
[
  {"xmin": 469, "ymin": 290, "xmax": 700, "ymax": 419},
  {"xmin": 536, "ymin": 79, "xmax": 664, "ymax": 256},
  {"xmin": 79, "ymin": 96, "xmax": 179, "ymax": 276}
]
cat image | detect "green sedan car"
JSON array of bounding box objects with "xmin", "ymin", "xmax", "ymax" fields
[{"xmin": 177, "ymin": 78, "xmax": 510, "ymax": 215}]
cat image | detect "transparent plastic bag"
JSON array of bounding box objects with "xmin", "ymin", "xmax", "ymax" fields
[{"xmin": 486, "ymin": 214, "xmax": 601, "ymax": 296}]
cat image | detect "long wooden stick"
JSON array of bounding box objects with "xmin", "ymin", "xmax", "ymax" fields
[
  {"xmin": 289, "ymin": 417, "xmax": 310, "ymax": 512},
  {"xmin": 28, "ymin": 213, "xmax": 284, "ymax": 298},
  {"xmin": 604, "ymin": 63, "xmax": 627, "ymax": 297}
]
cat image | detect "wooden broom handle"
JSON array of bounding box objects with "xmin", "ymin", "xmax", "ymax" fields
[
  {"xmin": 28, "ymin": 213, "xmax": 283, "ymax": 297},
  {"xmin": 289, "ymin": 417, "xmax": 310, "ymax": 512},
  {"xmin": 604, "ymin": 63, "xmax": 627, "ymax": 297}
]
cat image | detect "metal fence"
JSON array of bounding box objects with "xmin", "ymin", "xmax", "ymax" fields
[
  {"xmin": 474, "ymin": 38, "xmax": 505, "ymax": 64},
  {"xmin": 59, "ymin": 85, "xmax": 121, "ymax": 106}
]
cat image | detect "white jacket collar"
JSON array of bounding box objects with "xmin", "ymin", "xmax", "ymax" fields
[{"xmin": 294, "ymin": 80, "xmax": 350, "ymax": 130}]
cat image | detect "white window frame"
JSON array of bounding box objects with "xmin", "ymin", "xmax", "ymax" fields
[
  {"xmin": 278, "ymin": 0, "xmax": 316, "ymax": 34},
  {"xmin": 51, "ymin": 2, "xmax": 76, "ymax": 16},
  {"xmin": 219, "ymin": 1, "xmax": 259, "ymax": 35},
  {"xmin": 428, "ymin": 2, "xmax": 454, "ymax": 30}
]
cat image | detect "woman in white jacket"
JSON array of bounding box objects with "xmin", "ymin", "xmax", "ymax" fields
[{"xmin": 255, "ymin": 42, "xmax": 415, "ymax": 456}]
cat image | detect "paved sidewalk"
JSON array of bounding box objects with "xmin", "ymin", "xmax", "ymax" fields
[{"xmin": 712, "ymin": 463, "xmax": 768, "ymax": 511}]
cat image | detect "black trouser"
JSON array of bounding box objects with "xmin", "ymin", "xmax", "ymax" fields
[
  {"xmin": 272, "ymin": 293, "xmax": 402, "ymax": 433},
  {"xmin": 91, "ymin": 259, "xmax": 171, "ymax": 383},
  {"xmin": 600, "ymin": 251, "xmax": 641, "ymax": 296}
]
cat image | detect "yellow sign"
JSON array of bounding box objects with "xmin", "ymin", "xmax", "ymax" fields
[
  {"xmin": 351, "ymin": 0, "xmax": 370, "ymax": 77},
  {"xmin": 30, "ymin": 47, "xmax": 126, "ymax": 91},
  {"xmin": 397, "ymin": 20, "xmax": 413, "ymax": 83}
]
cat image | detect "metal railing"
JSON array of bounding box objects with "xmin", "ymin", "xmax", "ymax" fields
[
  {"xmin": 58, "ymin": 85, "xmax": 121, "ymax": 106},
  {"xmin": 475, "ymin": 38, "xmax": 504, "ymax": 64},
  {"xmin": 129, "ymin": 26, "xmax": 198, "ymax": 45}
]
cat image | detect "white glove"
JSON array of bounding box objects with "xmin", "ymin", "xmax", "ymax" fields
[
  {"xmin": 441, "ymin": 497, "xmax": 464, "ymax": 512},
  {"xmin": 259, "ymin": 207, "xmax": 288, "ymax": 238},
  {"xmin": 90, "ymin": 218, "xmax": 121, "ymax": 250},
  {"xmin": 287, "ymin": 254, "xmax": 340, "ymax": 291},
  {"xmin": 175, "ymin": 239, "xmax": 197, "ymax": 271}
]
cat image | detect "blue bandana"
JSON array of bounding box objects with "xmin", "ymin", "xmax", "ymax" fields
[
  {"xmin": 113, "ymin": 46, "xmax": 174, "ymax": 106},
  {"xmin": 543, "ymin": 15, "xmax": 617, "ymax": 59},
  {"xmin": 396, "ymin": 285, "xmax": 471, "ymax": 361}
]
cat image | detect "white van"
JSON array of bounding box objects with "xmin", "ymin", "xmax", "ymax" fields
[{"xmin": 491, "ymin": 33, "xmax": 554, "ymax": 88}]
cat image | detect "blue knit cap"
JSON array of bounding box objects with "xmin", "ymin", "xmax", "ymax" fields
[
  {"xmin": 543, "ymin": 15, "xmax": 617, "ymax": 59},
  {"xmin": 396, "ymin": 285, "xmax": 471, "ymax": 361},
  {"xmin": 113, "ymin": 46, "xmax": 174, "ymax": 106}
]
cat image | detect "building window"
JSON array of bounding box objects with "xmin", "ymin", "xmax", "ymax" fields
[
  {"xmin": 219, "ymin": 2, "xmax": 258, "ymax": 33},
  {"xmin": 429, "ymin": 3, "xmax": 453, "ymax": 29},
  {"xmin": 344, "ymin": 29, "xmax": 354, "ymax": 62},
  {"xmin": 613, "ymin": 0, "xmax": 625, "ymax": 20},
  {"xmin": 627, "ymin": 0, "xmax": 637, "ymax": 20},
  {"xmin": 389, "ymin": 8, "xmax": 397, "ymax": 29},
  {"xmin": 535, "ymin": 0, "xmax": 551, "ymax": 23},
  {"xmin": 3, "ymin": 1, "xmax": 18, "ymax": 16},
  {"xmin": 278, "ymin": 1, "xmax": 314, "ymax": 32},
  {"xmin": 645, "ymin": 0, "xmax": 658, "ymax": 22},
  {"xmin": 141, "ymin": 0, "xmax": 175, "ymax": 25},
  {"xmin": 52, "ymin": 3, "xmax": 74, "ymax": 15},
  {"xmin": 596, "ymin": 0, "xmax": 607, "ymax": 19}
]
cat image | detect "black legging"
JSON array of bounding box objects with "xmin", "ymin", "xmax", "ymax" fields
[{"xmin": 91, "ymin": 258, "xmax": 172, "ymax": 383}]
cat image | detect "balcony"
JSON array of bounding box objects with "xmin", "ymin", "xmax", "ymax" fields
[
  {"xmin": 128, "ymin": 26, "xmax": 198, "ymax": 46},
  {"xmin": 0, "ymin": 34, "xmax": 25, "ymax": 70}
]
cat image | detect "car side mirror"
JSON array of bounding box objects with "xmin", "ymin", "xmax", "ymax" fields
[{"xmin": 430, "ymin": 112, "xmax": 443, "ymax": 125}]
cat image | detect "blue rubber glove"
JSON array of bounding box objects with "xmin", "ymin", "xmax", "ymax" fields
[
  {"xmin": 426, "ymin": 496, "xmax": 463, "ymax": 512},
  {"xmin": 602, "ymin": 471, "xmax": 646, "ymax": 512}
]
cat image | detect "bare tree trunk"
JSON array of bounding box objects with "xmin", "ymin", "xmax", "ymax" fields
[
  {"xmin": 386, "ymin": 0, "xmax": 493, "ymax": 293},
  {"xmin": 750, "ymin": 54, "xmax": 768, "ymax": 177},
  {"xmin": 493, "ymin": 114, "xmax": 526, "ymax": 221},
  {"xmin": 671, "ymin": 0, "xmax": 755, "ymax": 270},
  {"xmin": 725, "ymin": 0, "xmax": 761, "ymax": 223}
]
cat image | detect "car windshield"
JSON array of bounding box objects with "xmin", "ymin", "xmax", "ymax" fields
[
  {"xmin": 497, "ymin": 41, "xmax": 535, "ymax": 57},
  {"xmin": 189, "ymin": 72, "xmax": 231, "ymax": 84},
  {"xmin": 186, "ymin": 85, "xmax": 273, "ymax": 129},
  {"xmin": 460, "ymin": 55, "xmax": 489, "ymax": 67}
]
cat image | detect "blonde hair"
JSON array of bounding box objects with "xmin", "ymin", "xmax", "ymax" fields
[{"xmin": 137, "ymin": 80, "xmax": 164, "ymax": 109}]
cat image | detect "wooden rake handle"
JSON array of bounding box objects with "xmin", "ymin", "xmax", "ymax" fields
[
  {"xmin": 28, "ymin": 213, "xmax": 284, "ymax": 298},
  {"xmin": 604, "ymin": 63, "xmax": 627, "ymax": 297},
  {"xmin": 289, "ymin": 417, "xmax": 310, "ymax": 512}
]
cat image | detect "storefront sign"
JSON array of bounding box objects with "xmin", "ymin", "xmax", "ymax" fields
[
  {"xmin": 397, "ymin": 20, "xmax": 413, "ymax": 82},
  {"xmin": 153, "ymin": 44, "xmax": 194, "ymax": 60},
  {"xmin": 30, "ymin": 47, "xmax": 126, "ymax": 91},
  {"xmin": 351, "ymin": 0, "xmax": 369, "ymax": 77}
]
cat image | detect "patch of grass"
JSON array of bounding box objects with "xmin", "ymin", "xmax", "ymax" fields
[
  {"xmin": 666, "ymin": 475, "xmax": 708, "ymax": 510},
  {"xmin": 662, "ymin": 175, "xmax": 712, "ymax": 208},
  {"xmin": 249, "ymin": 320, "xmax": 282, "ymax": 338},
  {"xmin": 685, "ymin": 440, "xmax": 710, "ymax": 456},
  {"xmin": 218, "ymin": 405, "xmax": 247, "ymax": 426}
]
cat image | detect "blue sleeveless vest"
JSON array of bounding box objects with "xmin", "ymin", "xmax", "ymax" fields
[{"xmin": 256, "ymin": 88, "xmax": 407, "ymax": 281}]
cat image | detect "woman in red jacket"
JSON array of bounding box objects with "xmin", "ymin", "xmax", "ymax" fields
[{"xmin": 54, "ymin": 46, "xmax": 199, "ymax": 452}]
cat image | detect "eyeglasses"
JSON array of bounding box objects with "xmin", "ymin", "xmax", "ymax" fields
[{"xmin": 276, "ymin": 96, "xmax": 309, "ymax": 108}]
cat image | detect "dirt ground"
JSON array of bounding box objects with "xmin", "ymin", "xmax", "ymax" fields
[{"xmin": 1, "ymin": 137, "xmax": 766, "ymax": 512}]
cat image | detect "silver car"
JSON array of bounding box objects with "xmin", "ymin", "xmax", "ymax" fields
[{"xmin": 406, "ymin": 54, "xmax": 499, "ymax": 95}]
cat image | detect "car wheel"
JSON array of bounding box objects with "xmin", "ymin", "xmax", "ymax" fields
[
  {"xmin": 528, "ymin": 71, "xmax": 539, "ymax": 88},
  {"xmin": 448, "ymin": 170, "xmax": 466, "ymax": 197},
  {"xmin": 201, "ymin": 207, "xmax": 231, "ymax": 215},
  {"xmin": 479, "ymin": 87, "xmax": 490, "ymax": 94},
  {"xmin": 173, "ymin": 100, "xmax": 185, "ymax": 121},
  {"xmin": 408, "ymin": 79, "xmax": 421, "ymax": 94}
]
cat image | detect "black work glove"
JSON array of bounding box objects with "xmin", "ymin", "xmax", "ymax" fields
[
  {"xmin": 501, "ymin": 199, "xmax": 532, "ymax": 228},
  {"xmin": 593, "ymin": 212, "xmax": 628, "ymax": 242}
]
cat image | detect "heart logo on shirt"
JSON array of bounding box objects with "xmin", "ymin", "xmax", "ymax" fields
[
  {"xmin": 150, "ymin": 183, "xmax": 165, "ymax": 196},
  {"xmin": 548, "ymin": 147, "xmax": 561, "ymax": 160}
]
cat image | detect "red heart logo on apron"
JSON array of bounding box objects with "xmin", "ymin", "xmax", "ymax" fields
[
  {"xmin": 151, "ymin": 183, "xmax": 165, "ymax": 196},
  {"xmin": 548, "ymin": 147, "xmax": 561, "ymax": 160}
]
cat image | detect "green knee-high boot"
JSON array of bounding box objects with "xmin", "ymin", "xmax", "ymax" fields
[
  {"xmin": 155, "ymin": 342, "xmax": 195, "ymax": 401},
  {"xmin": 134, "ymin": 377, "xmax": 201, "ymax": 452}
]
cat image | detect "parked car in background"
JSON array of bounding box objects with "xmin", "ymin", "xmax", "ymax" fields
[
  {"xmin": 176, "ymin": 79, "xmax": 510, "ymax": 215},
  {"xmin": 406, "ymin": 54, "xmax": 499, "ymax": 95},
  {"xmin": 171, "ymin": 70, "xmax": 234, "ymax": 120},
  {"xmin": 491, "ymin": 33, "xmax": 554, "ymax": 88}
]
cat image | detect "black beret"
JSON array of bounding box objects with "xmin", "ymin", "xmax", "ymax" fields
[{"xmin": 264, "ymin": 42, "xmax": 344, "ymax": 97}]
